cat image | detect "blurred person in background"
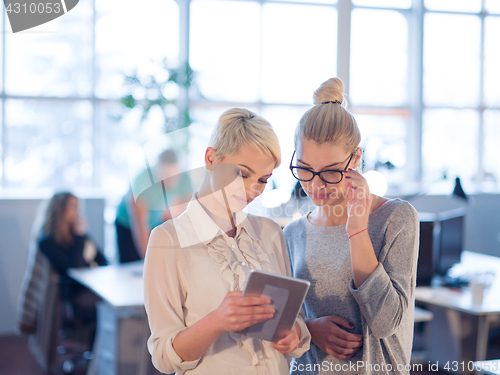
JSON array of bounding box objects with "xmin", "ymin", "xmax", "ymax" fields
[
  {"xmin": 115, "ymin": 149, "xmax": 192, "ymax": 263},
  {"xmin": 39, "ymin": 191, "xmax": 107, "ymax": 323}
]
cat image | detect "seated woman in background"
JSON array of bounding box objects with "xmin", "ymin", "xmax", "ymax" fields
[
  {"xmin": 39, "ymin": 192, "xmax": 107, "ymax": 323},
  {"xmin": 144, "ymin": 108, "xmax": 311, "ymax": 375}
]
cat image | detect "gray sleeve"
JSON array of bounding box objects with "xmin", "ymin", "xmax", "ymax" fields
[
  {"xmin": 282, "ymin": 224, "xmax": 294, "ymax": 275},
  {"xmin": 348, "ymin": 202, "xmax": 419, "ymax": 339}
]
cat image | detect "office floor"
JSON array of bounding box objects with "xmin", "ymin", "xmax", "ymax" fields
[
  {"xmin": 0, "ymin": 334, "xmax": 460, "ymax": 375},
  {"xmin": 0, "ymin": 334, "xmax": 90, "ymax": 375}
]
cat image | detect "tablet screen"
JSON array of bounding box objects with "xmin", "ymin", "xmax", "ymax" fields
[{"xmin": 236, "ymin": 269, "xmax": 310, "ymax": 342}]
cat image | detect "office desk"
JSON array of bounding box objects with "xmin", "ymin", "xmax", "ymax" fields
[
  {"xmin": 414, "ymin": 306, "xmax": 433, "ymax": 322},
  {"xmin": 69, "ymin": 261, "xmax": 144, "ymax": 307},
  {"xmin": 415, "ymin": 251, "xmax": 500, "ymax": 375},
  {"xmin": 69, "ymin": 261, "xmax": 159, "ymax": 375}
]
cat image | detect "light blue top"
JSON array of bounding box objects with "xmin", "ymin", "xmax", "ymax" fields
[{"xmin": 115, "ymin": 169, "xmax": 192, "ymax": 229}]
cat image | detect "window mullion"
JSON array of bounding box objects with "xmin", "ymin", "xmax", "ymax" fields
[
  {"xmin": 91, "ymin": 0, "xmax": 98, "ymax": 188},
  {"xmin": 179, "ymin": 0, "xmax": 191, "ymax": 129},
  {"xmin": 1, "ymin": 9, "xmax": 5, "ymax": 188},
  {"xmin": 408, "ymin": 0, "xmax": 424, "ymax": 186},
  {"xmin": 477, "ymin": 0, "xmax": 486, "ymax": 181},
  {"xmin": 337, "ymin": 0, "xmax": 352, "ymax": 94}
]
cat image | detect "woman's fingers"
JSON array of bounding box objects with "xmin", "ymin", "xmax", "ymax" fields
[
  {"xmin": 344, "ymin": 169, "xmax": 372, "ymax": 233},
  {"xmin": 344, "ymin": 168, "xmax": 363, "ymax": 180},
  {"xmin": 330, "ymin": 326, "xmax": 363, "ymax": 343},
  {"xmin": 232, "ymin": 306, "xmax": 275, "ymax": 317},
  {"xmin": 270, "ymin": 325, "xmax": 300, "ymax": 354},
  {"xmin": 224, "ymin": 312, "xmax": 274, "ymax": 332},
  {"xmin": 327, "ymin": 315, "xmax": 354, "ymax": 330},
  {"xmin": 217, "ymin": 292, "xmax": 275, "ymax": 332},
  {"xmin": 325, "ymin": 315, "xmax": 363, "ymax": 350},
  {"xmin": 344, "ymin": 176, "xmax": 369, "ymax": 204},
  {"xmin": 275, "ymin": 325, "xmax": 298, "ymax": 346},
  {"xmin": 308, "ymin": 315, "xmax": 364, "ymax": 359},
  {"xmin": 227, "ymin": 297, "xmax": 274, "ymax": 316},
  {"xmin": 224, "ymin": 293, "xmax": 272, "ymax": 310},
  {"xmin": 271, "ymin": 335, "xmax": 297, "ymax": 350},
  {"xmin": 239, "ymin": 314, "xmax": 274, "ymax": 326},
  {"xmin": 271, "ymin": 340, "xmax": 299, "ymax": 355},
  {"xmin": 226, "ymin": 304, "xmax": 275, "ymax": 319},
  {"xmin": 325, "ymin": 343, "xmax": 359, "ymax": 359},
  {"xmin": 344, "ymin": 170, "xmax": 370, "ymax": 191},
  {"xmin": 328, "ymin": 333, "xmax": 363, "ymax": 349},
  {"xmin": 237, "ymin": 296, "xmax": 272, "ymax": 307}
]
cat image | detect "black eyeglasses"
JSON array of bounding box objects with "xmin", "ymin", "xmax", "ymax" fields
[{"xmin": 289, "ymin": 150, "xmax": 354, "ymax": 184}]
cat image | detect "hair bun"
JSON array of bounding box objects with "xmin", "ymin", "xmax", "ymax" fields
[{"xmin": 312, "ymin": 77, "xmax": 344, "ymax": 105}]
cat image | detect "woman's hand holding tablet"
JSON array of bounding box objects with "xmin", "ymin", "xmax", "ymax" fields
[
  {"xmin": 271, "ymin": 321, "xmax": 301, "ymax": 355},
  {"xmin": 236, "ymin": 269, "xmax": 310, "ymax": 343},
  {"xmin": 212, "ymin": 291, "xmax": 275, "ymax": 333}
]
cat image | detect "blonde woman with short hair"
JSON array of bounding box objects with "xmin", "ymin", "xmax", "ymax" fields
[
  {"xmin": 144, "ymin": 108, "xmax": 311, "ymax": 375},
  {"xmin": 284, "ymin": 78, "xmax": 419, "ymax": 375}
]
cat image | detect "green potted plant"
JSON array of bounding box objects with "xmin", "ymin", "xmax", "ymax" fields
[{"xmin": 120, "ymin": 59, "xmax": 199, "ymax": 148}]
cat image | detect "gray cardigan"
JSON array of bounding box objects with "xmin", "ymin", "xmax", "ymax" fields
[{"xmin": 284, "ymin": 199, "xmax": 419, "ymax": 375}]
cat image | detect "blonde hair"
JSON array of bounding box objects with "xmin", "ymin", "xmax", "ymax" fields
[
  {"xmin": 209, "ymin": 108, "xmax": 281, "ymax": 167},
  {"xmin": 294, "ymin": 78, "xmax": 360, "ymax": 153}
]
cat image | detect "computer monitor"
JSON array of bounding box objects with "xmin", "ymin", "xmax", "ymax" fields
[
  {"xmin": 434, "ymin": 208, "xmax": 466, "ymax": 276},
  {"xmin": 416, "ymin": 212, "xmax": 438, "ymax": 286},
  {"xmin": 416, "ymin": 208, "xmax": 466, "ymax": 285}
]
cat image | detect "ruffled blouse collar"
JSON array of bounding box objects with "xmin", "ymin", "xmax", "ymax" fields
[{"xmin": 184, "ymin": 195, "xmax": 259, "ymax": 246}]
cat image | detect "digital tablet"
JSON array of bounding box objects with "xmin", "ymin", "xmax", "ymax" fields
[{"xmin": 235, "ymin": 269, "xmax": 310, "ymax": 342}]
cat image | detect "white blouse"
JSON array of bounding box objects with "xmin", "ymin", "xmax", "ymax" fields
[{"xmin": 143, "ymin": 198, "xmax": 311, "ymax": 375}]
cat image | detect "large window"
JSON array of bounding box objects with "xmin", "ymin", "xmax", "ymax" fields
[
  {"xmin": 1, "ymin": 0, "xmax": 500, "ymax": 196},
  {"xmin": 349, "ymin": 6, "xmax": 410, "ymax": 186},
  {"xmin": 0, "ymin": 0, "xmax": 178, "ymax": 196},
  {"xmin": 422, "ymin": 3, "xmax": 500, "ymax": 186},
  {"xmin": 189, "ymin": 0, "xmax": 337, "ymax": 193}
]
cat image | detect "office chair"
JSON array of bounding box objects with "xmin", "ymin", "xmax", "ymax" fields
[
  {"xmin": 18, "ymin": 245, "xmax": 95, "ymax": 374},
  {"xmin": 56, "ymin": 296, "xmax": 96, "ymax": 374}
]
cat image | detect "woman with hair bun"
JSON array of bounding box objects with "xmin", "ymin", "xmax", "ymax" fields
[
  {"xmin": 284, "ymin": 78, "xmax": 419, "ymax": 374},
  {"xmin": 144, "ymin": 108, "xmax": 310, "ymax": 375}
]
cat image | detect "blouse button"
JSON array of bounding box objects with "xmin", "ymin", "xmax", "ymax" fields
[
  {"xmin": 241, "ymin": 262, "xmax": 246, "ymax": 266},
  {"xmin": 258, "ymin": 355, "xmax": 263, "ymax": 359},
  {"xmin": 231, "ymin": 244, "xmax": 236, "ymax": 248}
]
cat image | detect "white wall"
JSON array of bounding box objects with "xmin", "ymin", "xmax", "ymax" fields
[{"xmin": 0, "ymin": 197, "xmax": 105, "ymax": 335}]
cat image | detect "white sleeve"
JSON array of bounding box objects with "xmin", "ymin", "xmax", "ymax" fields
[{"xmin": 143, "ymin": 226, "xmax": 201, "ymax": 374}]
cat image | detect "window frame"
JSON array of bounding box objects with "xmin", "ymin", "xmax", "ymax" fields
[{"xmin": 1, "ymin": 0, "xmax": 500, "ymax": 191}]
